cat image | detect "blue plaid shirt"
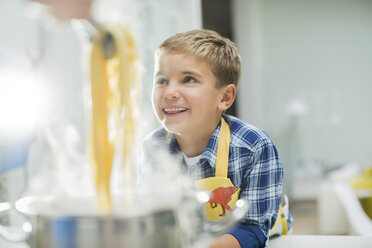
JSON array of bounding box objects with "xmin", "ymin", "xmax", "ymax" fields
[{"xmin": 141, "ymin": 114, "xmax": 284, "ymax": 247}]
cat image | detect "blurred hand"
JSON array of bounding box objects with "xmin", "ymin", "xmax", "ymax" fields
[{"xmin": 30, "ymin": 0, "xmax": 93, "ymax": 21}]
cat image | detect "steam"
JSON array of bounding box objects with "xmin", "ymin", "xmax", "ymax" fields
[
  {"xmin": 23, "ymin": 114, "xmax": 191, "ymax": 216},
  {"xmin": 24, "ymin": 117, "xmax": 96, "ymax": 215}
]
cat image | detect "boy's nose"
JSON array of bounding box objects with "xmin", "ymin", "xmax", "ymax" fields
[{"xmin": 164, "ymin": 83, "xmax": 180, "ymax": 99}]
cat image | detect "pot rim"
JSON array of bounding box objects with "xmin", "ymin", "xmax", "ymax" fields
[{"xmin": 15, "ymin": 195, "xmax": 175, "ymax": 219}]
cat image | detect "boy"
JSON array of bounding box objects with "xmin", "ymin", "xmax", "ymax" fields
[{"xmin": 142, "ymin": 29, "xmax": 284, "ymax": 248}]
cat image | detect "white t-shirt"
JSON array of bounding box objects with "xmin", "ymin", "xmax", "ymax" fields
[{"xmin": 182, "ymin": 152, "xmax": 201, "ymax": 169}]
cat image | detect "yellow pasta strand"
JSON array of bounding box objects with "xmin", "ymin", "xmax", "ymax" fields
[{"xmin": 89, "ymin": 24, "xmax": 141, "ymax": 213}]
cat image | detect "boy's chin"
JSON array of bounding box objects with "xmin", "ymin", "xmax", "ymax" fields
[
  {"xmin": 163, "ymin": 124, "xmax": 184, "ymax": 136},
  {"xmin": 164, "ymin": 127, "xmax": 181, "ymax": 136}
]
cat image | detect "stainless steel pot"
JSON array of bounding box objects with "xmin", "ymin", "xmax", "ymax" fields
[
  {"xmin": 23, "ymin": 209, "xmax": 182, "ymax": 248},
  {"xmin": 0, "ymin": 195, "xmax": 248, "ymax": 248}
]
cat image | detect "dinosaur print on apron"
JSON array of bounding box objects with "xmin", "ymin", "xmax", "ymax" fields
[{"xmin": 195, "ymin": 117, "xmax": 241, "ymax": 222}]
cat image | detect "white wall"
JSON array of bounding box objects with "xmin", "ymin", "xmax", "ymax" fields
[{"xmin": 233, "ymin": 0, "xmax": 372, "ymax": 196}]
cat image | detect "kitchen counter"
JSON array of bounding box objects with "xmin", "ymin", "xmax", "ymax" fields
[
  {"xmin": 2, "ymin": 235, "xmax": 372, "ymax": 248},
  {"xmin": 269, "ymin": 235, "xmax": 372, "ymax": 248}
]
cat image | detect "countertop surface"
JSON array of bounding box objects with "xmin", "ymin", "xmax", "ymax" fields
[
  {"xmin": 2, "ymin": 235, "xmax": 372, "ymax": 248},
  {"xmin": 269, "ymin": 235, "xmax": 372, "ymax": 248}
]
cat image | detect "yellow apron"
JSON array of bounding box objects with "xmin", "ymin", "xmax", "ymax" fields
[
  {"xmin": 269, "ymin": 201, "xmax": 288, "ymax": 236},
  {"xmin": 194, "ymin": 117, "xmax": 289, "ymax": 236},
  {"xmin": 195, "ymin": 117, "xmax": 241, "ymax": 222}
]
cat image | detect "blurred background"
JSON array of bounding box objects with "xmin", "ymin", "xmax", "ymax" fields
[{"xmin": 1, "ymin": 0, "xmax": 372, "ymax": 238}]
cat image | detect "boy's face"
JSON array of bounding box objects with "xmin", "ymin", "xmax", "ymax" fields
[{"xmin": 152, "ymin": 52, "xmax": 225, "ymax": 137}]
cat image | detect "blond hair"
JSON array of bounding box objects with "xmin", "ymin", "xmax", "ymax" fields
[{"xmin": 156, "ymin": 29, "xmax": 241, "ymax": 88}]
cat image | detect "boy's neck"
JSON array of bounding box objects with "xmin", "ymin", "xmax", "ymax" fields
[{"xmin": 175, "ymin": 116, "xmax": 221, "ymax": 157}]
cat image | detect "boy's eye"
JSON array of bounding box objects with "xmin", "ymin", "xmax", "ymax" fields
[
  {"xmin": 156, "ymin": 78, "xmax": 167, "ymax": 85},
  {"xmin": 183, "ymin": 76, "xmax": 197, "ymax": 84}
]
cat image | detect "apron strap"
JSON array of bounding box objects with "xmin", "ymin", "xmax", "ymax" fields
[{"xmin": 215, "ymin": 117, "xmax": 231, "ymax": 178}]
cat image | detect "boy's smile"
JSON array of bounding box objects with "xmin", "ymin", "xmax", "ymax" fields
[
  {"xmin": 152, "ymin": 52, "xmax": 225, "ymax": 152},
  {"xmin": 163, "ymin": 106, "xmax": 189, "ymax": 115}
]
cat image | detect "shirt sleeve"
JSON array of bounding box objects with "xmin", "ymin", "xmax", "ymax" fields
[
  {"xmin": 239, "ymin": 137, "xmax": 284, "ymax": 237},
  {"xmin": 227, "ymin": 223, "xmax": 266, "ymax": 248}
]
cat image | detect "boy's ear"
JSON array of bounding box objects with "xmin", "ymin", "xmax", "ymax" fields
[{"xmin": 218, "ymin": 84, "xmax": 237, "ymax": 111}]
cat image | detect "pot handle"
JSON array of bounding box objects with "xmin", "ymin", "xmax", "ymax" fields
[{"xmin": 0, "ymin": 202, "xmax": 31, "ymax": 243}]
